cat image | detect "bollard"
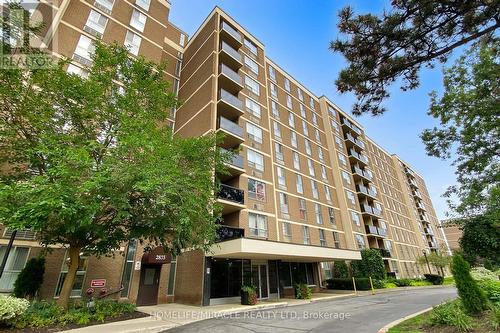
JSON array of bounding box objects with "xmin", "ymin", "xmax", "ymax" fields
[
  {"xmin": 369, "ymin": 276, "xmax": 375, "ymax": 295},
  {"xmin": 352, "ymin": 276, "xmax": 357, "ymax": 295}
]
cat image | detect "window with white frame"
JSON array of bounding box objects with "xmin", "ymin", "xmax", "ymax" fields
[
  {"xmin": 249, "ymin": 213, "xmax": 268, "ymax": 238},
  {"xmin": 277, "ymin": 166, "xmax": 286, "ymax": 187},
  {"xmin": 321, "ymin": 165, "xmax": 328, "ymax": 181},
  {"xmin": 346, "ymin": 190, "xmax": 356, "ymax": 205},
  {"xmin": 307, "ymin": 159, "xmax": 315, "ymax": 177},
  {"xmin": 312, "ymin": 113, "xmax": 318, "ymax": 126},
  {"xmin": 300, "ymin": 104, "xmax": 306, "ymax": 118},
  {"xmin": 319, "ymin": 229, "xmax": 327, "ymax": 246},
  {"xmin": 124, "ymin": 30, "xmax": 141, "ymax": 56},
  {"xmin": 288, "ymin": 111, "xmax": 295, "ymax": 128},
  {"xmin": 355, "ymin": 234, "xmax": 366, "ymax": 249},
  {"xmin": 271, "ymin": 100, "xmax": 279, "ymax": 118},
  {"xmin": 0, "ymin": 246, "xmax": 29, "ymax": 291},
  {"xmin": 244, "ymin": 38, "xmax": 257, "ymax": 55},
  {"xmin": 311, "ymin": 180, "xmax": 319, "ymax": 199},
  {"xmin": 286, "ymin": 94, "xmax": 292, "ymax": 109},
  {"xmin": 324, "ymin": 185, "xmax": 332, "ymax": 203},
  {"xmin": 335, "ymin": 136, "xmax": 343, "ymax": 148},
  {"xmin": 279, "ymin": 192, "xmax": 289, "ymax": 214},
  {"xmin": 298, "ymin": 88, "xmax": 304, "ymax": 101},
  {"xmin": 55, "ymin": 251, "xmax": 88, "ymax": 297},
  {"xmin": 269, "ymin": 65, "xmax": 276, "ymax": 81},
  {"xmin": 332, "ymin": 231, "xmax": 341, "ymax": 248},
  {"xmin": 67, "ymin": 64, "xmax": 88, "ymax": 78},
  {"xmin": 351, "ymin": 211, "xmax": 361, "ymax": 226},
  {"xmin": 309, "ymin": 96, "xmax": 315, "ymax": 109},
  {"xmin": 338, "ymin": 152, "xmax": 347, "ymax": 166},
  {"xmin": 328, "ymin": 207, "xmax": 336, "ymax": 224},
  {"xmin": 315, "ymin": 203, "xmax": 323, "ymax": 224},
  {"xmin": 74, "ymin": 35, "xmax": 95, "ymax": 60},
  {"xmin": 245, "ymin": 76, "xmax": 260, "ymax": 95},
  {"xmin": 315, "ymin": 129, "xmax": 321, "ymax": 143},
  {"xmin": 292, "ymin": 151, "xmax": 300, "ymax": 170},
  {"xmin": 282, "ymin": 222, "xmax": 292, "ymax": 242},
  {"xmin": 302, "ymin": 120, "xmax": 309, "ymax": 136},
  {"xmin": 303, "ymin": 226, "xmax": 310, "ymax": 245},
  {"xmin": 305, "ymin": 139, "xmax": 312, "ymax": 155},
  {"xmin": 248, "ymin": 178, "xmax": 266, "ymax": 201},
  {"xmin": 299, "ymin": 198, "xmax": 307, "ymax": 220},
  {"xmin": 95, "ymin": 0, "xmax": 114, "ymax": 12},
  {"xmin": 244, "ymin": 55, "xmax": 258, "ymax": 75},
  {"xmin": 296, "ymin": 174, "xmax": 303, "ymax": 194},
  {"xmin": 85, "ymin": 10, "xmax": 108, "ymax": 36},
  {"xmin": 136, "ymin": 0, "xmax": 150, "ymax": 11},
  {"xmin": 273, "ymin": 121, "xmax": 281, "ymax": 139},
  {"xmin": 291, "ymin": 131, "xmax": 298, "ymax": 148},
  {"xmin": 342, "ymin": 171, "xmax": 351, "ymax": 184},
  {"xmin": 246, "ymin": 97, "xmax": 261, "ymax": 118},
  {"xmin": 318, "ymin": 147, "xmax": 324, "ymax": 162},
  {"xmin": 130, "ymin": 9, "xmax": 146, "ymax": 32},
  {"xmin": 331, "ymin": 119, "xmax": 339, "ymax": 132},
  {"xmin": 275, "ymin": 142, "xmax": 284, "ymax": 161},
  {"xmin": 284, "ymin": 78, "xmax": 291, "ymax": 92},
  {"xmin": 246, "ymin": 122, "xmax": 262, "ymax": 143},
  {"xmin": 247, "ymin": 149, "xmax": 264, "ymax": 171}
]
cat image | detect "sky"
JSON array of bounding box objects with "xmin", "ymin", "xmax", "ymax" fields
[{"xmin": 169, "ymin": 0, "xmax": 458, "ymax": 220}]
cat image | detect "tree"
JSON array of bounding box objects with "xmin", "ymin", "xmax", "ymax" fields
[
  {"xmin": 333, "ymin": 261, "xmax": 349, "ymax": 278},
  {"xmin": 421, "ymin": 41, "xmax": 499, "ymax": 215},
  {"xmin": 351, "ymin": 249, "xmax": 386, "ymax": 280},
  {"xmin": 0, "ymin": 43, "xmax": 229, "ymax": 309},
  {"xmin": 451, "ymin": 254, "xmax": 488, "ymax": 314},
  {"xmin": 331, "ymin": 0, "xmax": 500, "ymax": 115},
  {"xmin": 13, "ymin": 257, "xmax": 45, "ymax": 299},
  {"xmin": 417, "ymin": 251, "xmax": 452, "ymax": 277}
]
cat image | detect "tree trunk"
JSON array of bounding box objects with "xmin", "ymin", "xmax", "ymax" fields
[{"xmin": 56, "ymin": 246, "xmax": 80, "ymax": 310}]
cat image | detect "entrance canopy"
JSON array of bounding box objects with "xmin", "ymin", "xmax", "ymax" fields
[
  {"xmin": 208, "ymin": 238, "xmax": 361, "ymax": 262},
  {"xmin": 141, "ymin": 246, "xmax": 172, "ymax": 265}
]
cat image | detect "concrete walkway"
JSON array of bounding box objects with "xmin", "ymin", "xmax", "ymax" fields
[{"xmin": 61, "ymin": 292, "xmax": 353, "ymax": 333}]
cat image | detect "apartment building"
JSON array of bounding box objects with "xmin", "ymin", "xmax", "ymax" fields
[{"xmin": 0, "ymin": 3, "xmax": 448, "ymax": 306}]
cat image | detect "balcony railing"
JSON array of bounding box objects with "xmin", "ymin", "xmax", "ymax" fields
[
  {"xmin": 220, "ymin": 41, "xmax": 242, "ymax": 62},
  {"xmin": 377, "ymin": 248, "xmax": 392, "ymax": 258},
  {"xmin": 377, "ymin": 227, "xmax": 387, "ymax": 237},
  {"xmin": 365, "ymin": 225, "xmax": 378, "ymax": 235},
  {"xmin": 220, "ymin": 148, "xmax": 244, "ymax": 169},
  {"xmin": 357, "ymin": 184, "xmax": 377, "ymax": 199},
  {"xmin": 345, "ymin": 133, "xmax": 365, "ymax": 150},
  {"xmin": 220, "ymin": 64, "xmax": 242, "ymax": 85},
  {"xmin": 218, "ymin": 183, "xmax": 244, "ymax": 204},
  {"xmin": 352, "ymin": 166, "xmax": 373, "ymax": 181},
  {"xmin": 217, "ymin": 116, "xmax": 244, "ymax": 138},
  {"xmin": 349, "ymin": 149, "xmax": 369, "ymax": 164},
  {"xmin": 220, "ymin": 21, "xmax": 242, "ymax": 43},
  {"xmin": 219, "ymin": 88, "xmax": 243, "ymax": 110},
  {"xmin": 341, "ymin": 117, "xmax": 362, "ymax": 135},
  {"xmin": 216, "ymin": 225, "xmax": 244, "ymax": 242}
]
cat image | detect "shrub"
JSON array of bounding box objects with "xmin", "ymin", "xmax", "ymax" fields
[
  {"xmin": 372, "ymin": 279, "xmax": 385, "ymax": 289},
  {"xmin": 240, "ymin": 285, "xmax": 257, "ymax": 305},
  {"xmin": 394, "ymin": 278, "xmax": 412, "ymax": 287},
  {"xmin": 410, "ymin": 280, "xmax": 432, "ymax": 287},
  {"xmin": 325, "ymin": 278, "xmax": 373, "ymax": 290},
  {"xmin": 13, "ymin": 257, "xmax": 45, "ymax": 299},
  {"xmin": 452, "ymin": 254, "xmax": 488, "ymax": 314},
  {"xmin": 429, "ymin": 301, "xmax": 474, "ymax": 332},
  {"xmin": 295, "ymin": 283, "xmax": 312, "ymax": 299},
  {"xmin": 424, "ymin": 274, "xmax": 444, "ymax": 285},
  {"xmin": 491, "ymin": 306, "xmax": 500, "ymax": 330},
  {"xmin": 0, "ymin": 296, "xmax": 30, "ymax": 324},
  {"xmin": 443, "ymin": 276, "xmax": 455, "ymax": 285},
  {"xmin": 93, "ymin": 300, "xmax": 135, "ymax": 322},
  {"xmin": 478, "ymin": 279, "xmax": 500, "ymax": 305},
  {"xmin": 333, "ymin": 261, "xmax": 349, "ymax": 278},
  {"xmin": 470, "ymin": 267, "xmax": 499, "ymax": 281},
  {"xmin": 12, "ymin": 301, "xmax": 62, "ymax": 328},
  {"xmin": 351, "ymin": 249, "xmax": 386, "ymax": 280},
  {"xmin": 383, "ymin": 282, "xmax": 397, "ymax": 289}
]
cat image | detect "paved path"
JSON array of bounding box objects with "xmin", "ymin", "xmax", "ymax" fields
[{"xmin": 162, "ymin": 287, "xmax": 457, "ymax": 333}]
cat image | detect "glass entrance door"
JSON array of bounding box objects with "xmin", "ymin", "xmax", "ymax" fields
[{"xmin": 251, "ymin": 263, "xmax": 269, "ymax": 299}]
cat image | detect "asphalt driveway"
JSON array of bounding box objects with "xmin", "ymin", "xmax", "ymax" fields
[{"xmin": 163, "ymin": 287, "xmax": 457, "ymax": 333}]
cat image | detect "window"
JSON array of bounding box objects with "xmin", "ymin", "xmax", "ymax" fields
[
  {"xmin": 319, "ymin": 229, "xmax": 326, "ymax": 246},
  {"xmin": 332, "ymin": 232, "xmax": 341, "ymax": 248},
  {"xmin": 246, "ymin": 98, "xmax": 261, "ymax": 118},
  {"xmin": 286, "ymin": 94, "xmax": 293, "ymax": 109},
  {"xmin": 321, "ymin": 165, "xmax": 328, "ymax": 181},
  {"xmin": 338, "ymin": 153, "xmax": 347, "ymax": 166},
  {"xmin": 311, "ymin": 180, "xmax": 319, "ymax": 199},
  {"xmin": 315, "ymin": 129, "xmax": 321, "ymax": 143},
  {"xmin": 324, "ymin": 185, "xmax": 332, "ymax": 203},
  {"xmin": 307, "ymin": 159, "xmax": 315, "ymax": 177},
  {"xmin": 130, "ymin": 9, "xmax": 146, "ymax": 32},
  {"xmin": 300, "ymin": 104, "xmax": 306, "ymax": 118},
  {"xmin": 296, "ymin": 174, "xmax": 303, "ymax": 194},
  {"xmin": 271, "ymin": 100, "xmax": 279, "ymax": 118},
  {"xmin": 124, "ymin": 30, "xmax": 141, "ymax": 56},
  {"xmin": 74, "ymin": 35, "xmax": 95, "ymax": 60},
  {"xmin": 269, "ymin": 65, "xmax": 276, "ymax": 81},
  {"xmin": 298, "ymin": 88, "xmax": 304, "ymax": 102},
  {"xmin": 136, "ymin": 0, "xmax": 150, "ymax": 11},
  {"xmin": 277, "ymin": 166, "xmax": 286, "ymax": 187},
  {"xmin": 291, "ymin": 131, "xmax": 298, "ymax": 148},
  {"xmin": 335, "ymin": 136, "xmax": 343, "ymax": 148},
  {"xmin": 342, "ymin": 171, "xmax": 351, "ymax": 184},
  {"xmin": 346, "ymin": 190, "xmax": 356, "ymax": 205},
  {"xmin": 351, "ymin": 211, "xmax": 360, "ymax": 226},
  {"xmin": 309, "ymin": 96, "xmax": 315, "ymax": 109},
  {"xmin": 272, "ymin": 121, "xmax": 287, "ymax": 142},
  {"xmin": 85, "ymin": 10, "xmax": 108, "ymax": 36},
  {"xmin": 67, "ymin": 64, "xmax": 88, "ymax": 78},
  {"xmin": 322, "ymin": 262, "xmax": 332, "ymax": 279},
  {"xmin": 248, "ymin": 178, "xmax": 266, "ymax": 201},
  {"xmin": 299, "ymin": 198, "xmax": 307, "ymax": 220},
  {"xmin": 315, "ymin": 203, "xmax": 323, "ymax": 224},
  {"xmin": 55, "ymin": 251, "xmax": 88, "ymax": 297},
  {"xmin": 244, "ymin": 38, "xmax": 257, "ymax": 55},
  {"xmin": 355, "ymin": 234, "xmax": 366, "ymax": 249},
  {"xmin": 0, "ymin": 246, "xmax": 29, "ymax": 291},
  {"xmin": 282, "ymin": 222, "xmax": 292, "ymax": 242},
  {"xmin": 245, "ymin": 76, "xmax": 260, "ymax": 95},
  {"xmin": 292, "ymin": 151, "xmax": 300, "ymax": 170},
  {"xmin": 95, "ymin": 0, "xmax": 114, "ymax": 12},
  {"xmin": 246, "ymin": 122, "xmax": 262, "ymax": 143},
  {"xmin": 249, "ymin": 213, "xmax": 268, "ymax": 238},
  {"xmin": 331, "ymin": 120, "xmax": 339, "ymax": 132},
  {"xmin": 328, "ymin": 106, "xmax": 336, "ymax": 117},
  {"xmin": 288, "ymin": 111, "xmax": 295, "ymax": 128},
  {"xmin": 244, "ymin": 55, "xmax": 258, "ymax": 75},
  {"xmin": 179, "ymin": 34, "xmax": 186, "ymax": 47},
  {"xmin": 302, "ymin": 226, "xmax": 310, "ymax": 245},
  {"xmin": 305, "ymin": 139, "xmax": 312, "ymax": 155},
  {"xmin": 302, "ymin": 120, "xmax": 309, "ymax": 136},
  {"xmin": 328, "ymin": 207, "xmax": 336, "ymax": 225},
  {"xmin": 247, "ymin": 149, "xmax": 264, "ymax": 171},
  {"xmin": 275, "ymin": 142, "xmax": 284, "ymax": 161},
  {"xmin": 120, "ymin": 239, "xmax": 137, "ymax": 297},
  {"xmin": 279, "ymin": 192, "xmax": 289, "ymax": 214},
  {"xmin": 284, "ymin": 78, "xmax": 291, "ymax": 92},
  {"xmin": 312, "ymin": 113, "xmax": 318, "ymax": 126},
  {"xmin": 318, "ymin": 147, "xmax": 324, "ymax": 162}
]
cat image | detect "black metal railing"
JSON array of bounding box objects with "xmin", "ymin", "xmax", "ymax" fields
[
  {"xmin": 216, "ymin": 225, "xmax": 244, "ymax": 242},
  {"xmin": 218, "ymin": 183, "xmax": 244, "ymax": 204}
]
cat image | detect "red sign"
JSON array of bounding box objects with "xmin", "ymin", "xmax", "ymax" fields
[{"xmin": 90, "ymin": 279, "xmax": 106, "ymax": 288}]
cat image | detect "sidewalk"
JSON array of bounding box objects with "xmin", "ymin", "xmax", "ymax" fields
[{"xmin": 61, "ymin": 292, "xmax": 353, "ymax": 333}]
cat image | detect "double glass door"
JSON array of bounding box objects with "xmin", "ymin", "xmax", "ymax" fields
[{"xmin": 251, "ymin": 263, "xmax": 269, "ymax": 299}]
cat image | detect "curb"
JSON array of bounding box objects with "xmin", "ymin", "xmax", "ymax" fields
[{"xmin": 377, "ymin": 307, "xmax": 433, "ymax": 333}]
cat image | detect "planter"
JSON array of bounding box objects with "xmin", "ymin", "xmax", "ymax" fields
[{"xmin": 240, "ymin": 286, "xmax": 258, "ymax": 305}]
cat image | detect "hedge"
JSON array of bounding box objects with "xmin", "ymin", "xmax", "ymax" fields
[
  {"xmin": 325, "ymin": 278, "xmax": 379, "ymax": 291},
  {"xmin": 424, "ymin": 274, "xmax": 444, "ymax": 285}
]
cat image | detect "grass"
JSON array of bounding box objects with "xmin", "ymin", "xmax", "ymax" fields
[
  {"xmin": 387, "ymin": 312, "xmax": 429, "ymax": 333},
  {"xmin": 443, "ymin": 277, "xmax": 455, "ymax": 285}
]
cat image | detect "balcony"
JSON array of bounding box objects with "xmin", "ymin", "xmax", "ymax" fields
[
  {"xmin": 361, "ymin": 203, "xmax": 381, "ymax": 219},
  {"xmin": 217, "ymin": 116, "xmax": 245, "ymax": 149},
  {"xmin": 217, "ymin": 183, "xmax": 245, "ymax": 214},
  {"xmin": 416, "ymin": 202, "xmax": 426, "ymax": 212},
  {"xmin": 220, "ymin": 21, "xmax": 242, "ymax": 47},
  {"xmin": 377, "ymin": 248, "xmax": 392, "ymax": 258},
  {"xmin": 220, "ymin": 41, "xmax": 242, "ymax": 69},
  {"xmin": 352, "ymin": 166, "xmax": 373, "ymax": 183},
  {"xmin": 349, "ymin": 148, "xmax": 369, "ymax": 166},
  {"xmin": 405, "ymin": 167, "xmax": 416, "ymax": 178},
  {"xmin": 365, "ymin": 225, "xmax": 386, "ymax": 238},
  {"xmin": 412, "ymin": 190, "xmax": 422, "ymax": 199},
  {"xmin": 216, "ymin": 225, "xmax": 244, "ymax": 242},
  {"xmin": 356, "ymin": 184, "xmax": 377, "ymax": 200},
  {"xmin": 409, "ymin": 179, "xmax": 418, "ymax": 189},
  {"xmin": 219, "ymin": 64, "xmax": 243, "ymax": 95},
  {"xmin": 377, "ymin": 227, "xmax": 387, "ymax": 237},
  {"xmin": 344, "ymin": 133, "xmax": 366, "ymax": 150},
  {"xmin": 424, "ymin": 228, "xmax": 434, "ymax": 236},
  {"xmin": 217, "ymin": 88, "xmax": 244, "ymax": 120},
  {"xmin": 341, "ymin": 117, "xmax": 362, "ymax": 136},
  {"xmin": 218, "ymin": 148, "xmax": 245, "ymax": 180}
]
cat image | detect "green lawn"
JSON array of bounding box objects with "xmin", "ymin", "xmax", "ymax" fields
[{"xmin": 387, "ymin": 312, "xmax": 429, "ymax": 333}]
